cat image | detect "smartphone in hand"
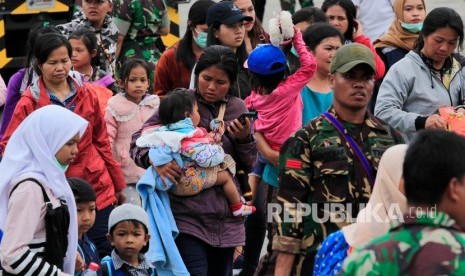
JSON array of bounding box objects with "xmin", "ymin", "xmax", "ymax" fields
[
  {"xmin": 237, "ymin": 111, "xmax": 257, "ymax": 125},
  {"xmin": 353, "ymin": 19, "xmax": 359, "ymax": 32}
]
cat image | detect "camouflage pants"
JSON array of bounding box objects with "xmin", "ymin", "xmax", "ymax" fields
[{"xmin": 280, "ymin": 0, "xmax": 314, "ymax": 14}]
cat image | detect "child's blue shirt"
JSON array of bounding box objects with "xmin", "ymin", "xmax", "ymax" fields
[{"xmin": 76, "ymin": 234, "xmax": 102, "ymax": 276}]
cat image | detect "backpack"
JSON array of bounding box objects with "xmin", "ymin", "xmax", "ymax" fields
[
  {"xmin": 100, "ymin": 256, "xmax": 156, "ymax": 276},
  {"xmin": 77, "ymin": 238, "xmax": 99, "ymax": 270}
]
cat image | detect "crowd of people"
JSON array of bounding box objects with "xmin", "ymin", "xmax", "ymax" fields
[{"xmin": 0, "ymin": 0, "xmax": 465, "ymax": 275}]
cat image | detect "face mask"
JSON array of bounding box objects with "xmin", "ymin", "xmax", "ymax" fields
[
  {"xmin": 53, "ymin": 157, "xmax": 69, "ymax": 172},
  {"xmin": 194, "ymin": 29, "xmax": 208, "ymax": 49},
  {"xmin": 290, "ymin": 46, "xmax": 299, "ymax": 57},
  {"xmin": 400, "ymin": 22, "xmax": 423, "ymax": 33}
]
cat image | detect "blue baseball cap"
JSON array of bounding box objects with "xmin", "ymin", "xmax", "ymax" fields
[
  {"xmin": 244, "ymin": 44, "xmax": 287, "ymax": 75},
  {"xmin": 207, "ymin": 1, "xmax": 253, "ymax": 26}
]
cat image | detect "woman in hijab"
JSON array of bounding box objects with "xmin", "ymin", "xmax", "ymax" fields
[
  {"xmin": 370, "ymin": 0, "xmax": 426, "ymax": 111},
  {"xmin": 0, "ymin": 32, "xmax": 126, "ymax": 257},
  {"xmin": 374, "ymin": 0, "xmax": 426, "ymax": 70},
  {"xmin": 374, "ymin": 7, "xmax": 464, "ymax": 137},
  {"xmin": 0, "ymin": 105, "xmax": 88, "ymax": 275},
  {"xmin": 313, "ymin": 144, "xmax": 408, "ymax": 276}
]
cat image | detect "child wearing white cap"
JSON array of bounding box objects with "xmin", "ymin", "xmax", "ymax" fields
[{"xmin": 101, "ymin": 204, "xmax": 154, "ymax": 275}]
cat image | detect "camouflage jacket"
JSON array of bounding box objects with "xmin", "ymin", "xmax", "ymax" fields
[
  {"xmin": 57, "ymin": 9, "xmax": 118, "ymax": 76},
  {"xmin": 342, "ymin": 211, "xmax": 465, "ymax": 275},
  {"xmin": 90, "ymin": 67, "xmax": 121, "ymax": 95},
  {"xmin": 272, "ymin": 106, "xmax": 404, "ymax": 276},
  {"xmin": 112, "ymin": 0, "xmax": 169, "ymax": 65}
]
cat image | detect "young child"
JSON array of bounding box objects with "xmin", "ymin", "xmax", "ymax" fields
[
  {"xmin": 105, "ymin": 58, "xmax": 160, "ymax": 206},
  {"xmin": 101, "ymin": 204, "xmax": 155, "ymax": 275},
  {"xmin": 69, "ymin": 27, "xmax": 119, "ymax": 114},
  {"xmin": 137, "ymin": 88, "xmax": 256, "ymax": 217},
  {"xmin": 57, "ymin": 0, "xmax": 118, "ymax": 77},
  {"xmin": 69, "ymin": 27, "xmax": 118, "ymax": 91},
  {"xmin": 244, "ymin": 27, "xmax": 316, "ymax": 193},
  {"xmin": 68, "ymin": 177, "xmax": 101, "ymax": 275}
]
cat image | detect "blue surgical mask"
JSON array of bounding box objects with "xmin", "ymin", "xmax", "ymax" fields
[
  {"xmin": 53, "ymin": 157, "xmax": 69, "ymax": 172},
  {"xmin": 290, "ymin": 46, "xmax": 299, "ymax": 58},
  {"xmin": 400, "ymin": 22, "xmax": 423, "ymax": 33},
  {"xmin": 194, "ymin": 29, "xmax": 208, "ymax": 49}
]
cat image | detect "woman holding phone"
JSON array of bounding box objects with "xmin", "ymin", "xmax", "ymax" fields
[
  {"xmin": 130, "ymin": 45, "xmax": 257, "ymax": 275},
  {"xmin": 322, "ymin": 0, "xmax": 386, "ymax": 80}
]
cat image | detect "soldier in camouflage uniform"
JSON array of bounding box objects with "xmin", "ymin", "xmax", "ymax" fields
[
  {"xmin": 273, "ymin": 43, "xmax": 403, "ymax": 276},
  {"xmin": 280, "ymin": 0, "xmax": 314, "ymax": 14},
  {"xmin": 112, "ymin": 0, "xmax": 170, "ymax": 86},
  {"xmin": 57, "ymin": 0, "xmax": 118, "ymax": 77},
  {"xmin": 342, "ymin": 130, "xmax": 465, "ymax": 275}
]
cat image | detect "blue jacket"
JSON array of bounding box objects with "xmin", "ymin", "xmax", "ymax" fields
[
  {"xmin": 76, "ymin": 235, "xmax": 101, "ymax": 276},
  {"xmin": 136, "ymin": 146, "xmax": 189, "ymax": 276}
]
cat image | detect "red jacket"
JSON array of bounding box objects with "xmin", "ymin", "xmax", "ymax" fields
[
  {"xmin": 154, "ymin": 43, "xmax": 194, "ymax": 97},
  {"xmin": 353, "ymin": 34, "xmax": 386, "ymax": 80},
  {"xmin": 1, "ymin": 76, "xmax": 126, "ymax": 210}
]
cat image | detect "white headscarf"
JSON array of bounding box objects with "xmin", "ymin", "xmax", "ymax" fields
[
  {"xmin": 341, "ymin": 144, "xmax": 408, "ymax": 248},
  {"xmin": 0, "ymin": 105, "xmax": 88, "ymax": 274}
]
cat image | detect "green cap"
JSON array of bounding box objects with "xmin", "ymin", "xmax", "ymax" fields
[{"xmin": 329, "ymin": 43, "xmax": 375, "ymax": 74}]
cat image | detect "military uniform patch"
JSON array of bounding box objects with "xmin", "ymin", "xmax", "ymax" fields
[{"xmin": 286, "ymin": 159, "xmax": 302, "ymax": 170}]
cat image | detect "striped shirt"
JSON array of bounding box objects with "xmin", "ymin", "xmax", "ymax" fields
[{"xmin": 0, "ymin": 179, "xmax": 69, "ymax": 275}]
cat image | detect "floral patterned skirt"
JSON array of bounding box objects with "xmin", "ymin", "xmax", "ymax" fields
[{"xmin": 170, "ymin": 154, "xmax": 236, "ymax": 196}]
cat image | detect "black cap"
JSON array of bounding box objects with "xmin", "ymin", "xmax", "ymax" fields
[
  {"xmin": 206, "ymin": 1, "xmax": 253, "ymax": 27},
  {"xmin": 68, "ymin": 177, "xmax": 97, "ymax": 204}
]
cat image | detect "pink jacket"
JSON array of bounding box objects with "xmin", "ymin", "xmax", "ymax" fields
[
  {"xmin": 245, "ymin": 31, "xmax": 317, "ymax": 147},
  {"xmin": 105, "ymin": 93, "xmax": 160, "ymax": 184}
]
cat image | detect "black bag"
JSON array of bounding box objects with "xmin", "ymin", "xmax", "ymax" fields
[
  {"xmin": 4, "ymin": 178, "xmax": 70, "ymax": 274},
  {"xmin": 44, "ymin": 197, "xmax": 70, "ymax": 270}
]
